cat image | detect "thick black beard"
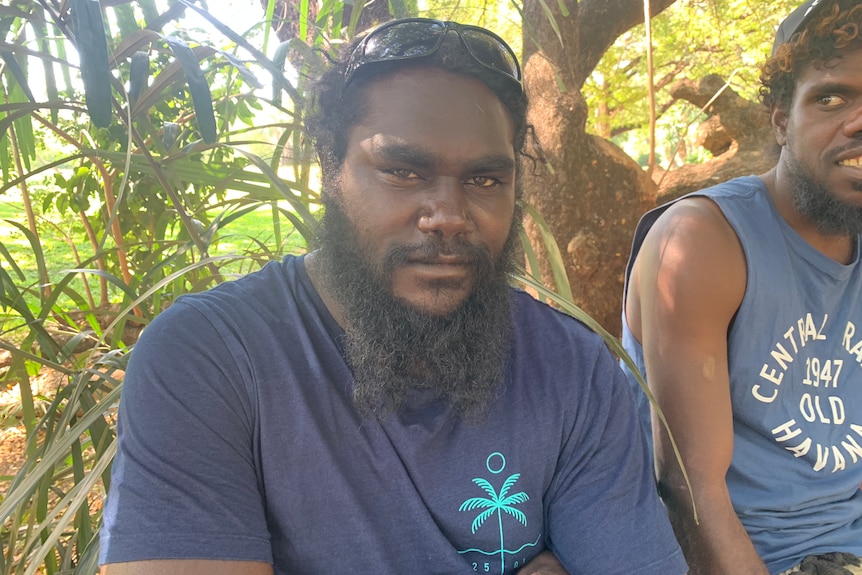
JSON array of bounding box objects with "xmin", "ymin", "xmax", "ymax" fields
[
  {"xmin": 314, "ymin": 198, "xmax": 518, "ymax": 422},
  {"xmin": 785, "ymin": 144, "xmax": 862, "ymax": 236}
]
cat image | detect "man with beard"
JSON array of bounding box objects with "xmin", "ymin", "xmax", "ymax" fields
[
  {"xmin": 99, "ymin": 18, "xmax": 686, "ymax": 575},
  {"xmin": 621, "ymin": 1, "xmax": 862, "ymax": 574}
]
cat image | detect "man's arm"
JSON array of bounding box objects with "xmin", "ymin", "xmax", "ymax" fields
[
  {"xmin": 628, "ymin": 197, "xmax": 767, "ymax": 575},
  {"xmin": 101, "ymin": 560, "xmax": 273, "ymax": 575},
  {"xmin": 100, "ymin": 553, "xmax": 563, "ymax": 575},
  {"xmin": 517, "ymin": 551, "xmax": 568, "ymax": 575}
]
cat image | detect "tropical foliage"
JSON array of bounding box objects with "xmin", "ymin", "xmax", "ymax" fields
[
  {"xmin": 590, "ymin": 0, "xmax": 799, "ymax": 165},
  {"xmin": 0, "ymin": 1, "xmax": 323, "ymax": 572}
]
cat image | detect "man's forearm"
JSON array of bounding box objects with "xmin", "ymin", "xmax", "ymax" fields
[{"xmin": 663, "ymin": 485, "xmax": 768, "ymax": 575}]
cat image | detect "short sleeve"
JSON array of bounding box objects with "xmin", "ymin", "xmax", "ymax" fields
[
  {"xmin": 547, "ymin": 343, "xmax": 687, "ymax": 575},
  {"xmin": 99, "ymin": 300, "xmax": 272, "ymax": 565}
]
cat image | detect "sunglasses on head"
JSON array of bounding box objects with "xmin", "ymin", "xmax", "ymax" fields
[{"xmin": 344, "ymin": 18, "xmax": 523, "ymax": 93}]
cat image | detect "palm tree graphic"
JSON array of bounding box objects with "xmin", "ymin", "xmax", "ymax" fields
[{"xmin": 459, "ymin": 472, "xmax": 529, "ymax": 574}]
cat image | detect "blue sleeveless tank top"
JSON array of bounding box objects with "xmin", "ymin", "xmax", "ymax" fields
[{"xmin": 622, "ymin": 176, "xmax": 862, "ymax": 574}]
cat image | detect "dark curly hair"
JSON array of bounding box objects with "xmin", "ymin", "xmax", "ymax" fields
[
  {"xmin": 760, "ymin": 0, "xmax": 862, "ymax": 111},
  {"xmin": 305, "ymin": 28, "xmax": 530, "ymax": 192}
]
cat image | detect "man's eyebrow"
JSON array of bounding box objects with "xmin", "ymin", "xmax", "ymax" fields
[
  {"xmin": 465, "ymin": 156, "xmax": 516, "ymax": 174},
  {"xmin": 806, "ymin": 80, "xmax": 857, "ymax": 95},
  {"xmin": 369, "ymin": 144, "xmax": 515, "ymax": 173},
  {"xmin": 371, "ymin": 143, "xmax": 436, "ymax": 168}
]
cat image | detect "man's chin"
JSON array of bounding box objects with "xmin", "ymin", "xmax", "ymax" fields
[
  {"xmin": 399, "ymin": 296, "xmax": 469, "ymax": 318},
  {"xmin": 389, "ymin": 280, "xmax": 476, "ymax": 318}
]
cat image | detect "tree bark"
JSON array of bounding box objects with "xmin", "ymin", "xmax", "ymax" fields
[
  {"xmin": 521, "ymin": 0, "xmax": 677, "ymax": 337},
  {"xmin": 654, "ymin": 74, "xmax": 776, "ymax": 203}
]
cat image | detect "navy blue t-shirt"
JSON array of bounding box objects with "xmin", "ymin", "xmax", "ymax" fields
[{"xmin": 100, "ymin": 255, "xmax": 686, "ymax": 574}]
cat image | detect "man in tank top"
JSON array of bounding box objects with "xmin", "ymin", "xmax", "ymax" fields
[{"xmin": 622, "ymin": 1, "xmax": 862, "ymax": 574}]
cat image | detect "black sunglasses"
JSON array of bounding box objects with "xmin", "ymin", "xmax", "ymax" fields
[{"xmin": 344, "ymin": 18, "xmax": 522, "ymax": 92}]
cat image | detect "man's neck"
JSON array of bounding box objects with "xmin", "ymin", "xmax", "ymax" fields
[{"xmin": 760, "ymin": 168, "xmax": 857, "ymax": 264}]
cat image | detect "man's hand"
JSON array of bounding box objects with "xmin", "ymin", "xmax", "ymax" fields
[
  {"xmin": 516, "ymin": 551, "xmax": 568, "ymax": 575},
  {"xmin": 787, "ymin": 553, "xmax": 862, "ymax": 575}
]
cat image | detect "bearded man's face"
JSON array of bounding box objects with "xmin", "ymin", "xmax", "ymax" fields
[
  {"xmin": 776, "ymin": 48, "xmax": 862, "ymax": 235},
  {"xmin": 313, "ymin": 69, "xmax": 521, "ymax": 419}
]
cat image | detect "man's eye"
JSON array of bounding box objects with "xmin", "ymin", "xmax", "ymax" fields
[
  {"xmin": 467, "ymin": 176, "xmax": 499, "ymax": 188},
  {"xmin": 384, "ymin": 169, "xmax": 420, "ymax": 179},
  {"xmin": 816, "ymin": 94, "xmax": 846, "ymax": 107}
]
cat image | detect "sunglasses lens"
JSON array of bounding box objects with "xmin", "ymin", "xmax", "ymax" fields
[
  {"xmin": 362, "ymin": 21, "xmax": 447, "ymax": 62},
  {"xmin": 461, "ymin": 29, "xmax": 520, "ymax": 81},
  {"xmin": 346, "ymin": 20, "xmax": 522, "ymax": 91}
]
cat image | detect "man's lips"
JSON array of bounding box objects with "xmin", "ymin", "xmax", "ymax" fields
[
  {"xmin": 408, "ymin": 254, "xmax": 472, "ymax": 266},
  {"xmin": 838, "ymin": 155, "xmax": 862, "ymax": 168},
  {"xmin": 401, "ymin": 255, "xmax": 476, "ymax": 281},
  {"xmin": 834, "ymin": 144, "xmax": 862, "ymax": 167}
]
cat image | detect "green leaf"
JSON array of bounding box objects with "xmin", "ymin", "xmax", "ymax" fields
[
  {"xmin": 128, "ymin": 50, "xmax": 149, "ymax": 105},
  {"xmin": 262, "ymin": 0, "xmax": 276, "ymax": 54},
  {"xmin": 0, "ymin": 51, "xmax": 35, "ymax": 103},
  {"xmin": 30, "ymin": 15, "xmax": 59, "ymax": 123},
  {"xmin": 163, "ymin": 35, "xmax": 218, "ymax": 143},
  {"xmin": 271, "ymin": 40, "xmax": 290, "ymax": 106},
  {"xmin": 214, "ymin": 48, "xmax": 263, "ymax": 89},
  {"xmin": 139, "ymin": 0, "xmax": 159, "ymax": 27},
  {"xmin": 71, "ymin": 0, "xmax": 113, "ymax": 127},
  {"xmin": 176, "ymin": 0, "xmax": 303, "ymax": 106},
  {"xmin": 390, "ymin": 0, "xmax": 409, "ymax": 19},
  {"xmin": 113, "ymin": 1, "xmax": 139, "ymax": 38},
  {"xmin": 299, "ymin": 0, "xmax": 309, "ymax": 43}
]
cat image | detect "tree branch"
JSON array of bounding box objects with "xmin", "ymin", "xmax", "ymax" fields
[{"xmin": 576, "ymin": 0, "xmax": 678, "ymax": 87}]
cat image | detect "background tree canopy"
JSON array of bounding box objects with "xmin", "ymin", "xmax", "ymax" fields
[{"xmin": 0, "ymin": 0, "xmax": 798, "ymax": 572}]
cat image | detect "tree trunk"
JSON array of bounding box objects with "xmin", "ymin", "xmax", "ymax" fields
[{"xmin": 520, "ymin": 0, "xmax": 677, "ymax": 336}]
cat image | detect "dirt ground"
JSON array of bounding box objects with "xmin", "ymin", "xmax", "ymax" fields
[{"xmin": 0, "ymin": 365, "xmax": 66, "ymax": 493}]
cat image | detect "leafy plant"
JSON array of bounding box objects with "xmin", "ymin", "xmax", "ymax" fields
[{"xmin": 0, "ymin": 1, "xmax": 320, "ymax": 572}]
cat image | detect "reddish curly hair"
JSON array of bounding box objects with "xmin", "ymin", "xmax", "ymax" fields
[{"xmin": 760, "ymin": 0, "xmax": 862, "ymax": 110}]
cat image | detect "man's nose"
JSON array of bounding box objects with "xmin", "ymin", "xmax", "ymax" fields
[
  {"xmin": 844, "ymin": 102, "xmax": 862, "ymax": 138},
  {"xmin": 417, "ymin": 179, "xmax": 471, "ymax": 238}
]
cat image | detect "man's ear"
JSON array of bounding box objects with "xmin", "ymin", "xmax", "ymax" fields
[{"xmin": 771, "ymin": 104, "xmax": 789, "ymax": 146}]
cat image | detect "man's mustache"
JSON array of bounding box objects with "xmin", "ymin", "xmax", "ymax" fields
[{"xmin": 383, "ymin": 238, "xmax": 491, "ymax": 268}]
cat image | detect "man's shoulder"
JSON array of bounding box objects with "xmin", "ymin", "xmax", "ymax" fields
[
  {"xmin": 174, "ymin": 255, "xmax": 302, "ymax": 311},
  {"xmin": 646, "ymin": 175, "xmax": 764, "ymax": 227},
  {"xmin": 689, "ymin": 174, "xmax": 764, "ymax": 199},
  {"xmin": 638, "ymin": 176, "xmax": 769, "ymax": 260},
  {"xmin": 509, "ymin": 289, "xmax": 606, "ymax": 351},
  {"xmin": 146, "ymin": 256, "xmax": 307, "ymax": 335}
]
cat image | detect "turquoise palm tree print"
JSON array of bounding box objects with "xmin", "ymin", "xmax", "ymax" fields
[{"xmin": 459, "ymin": 473, "xmax": 529, "ymax": 574}]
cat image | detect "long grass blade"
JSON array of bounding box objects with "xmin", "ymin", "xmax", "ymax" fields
[
  {"xmin": 299, "ymin": 0, "xmax": 310, "ymax": 43},
  {"xmin": 230, "ymin": 148, "xmax": 317, "ymax": 243},
  {"xmin": 524, "ymin": 204, "xmax": 573, "ymax": 302},
  {"xmin": 0, "ymin": 384, "xmax": 121, "ymax": 522},
  {"xmin": 511, "ymin": 271, "xmax": 698, "ymax": 524},
  {"xmin": 23, "ymin": 441, "xmax": 116, "ymax": 575},
  {"xmin": 262, "ymin": 0, "xmax": 276, "ymax": 53}
]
